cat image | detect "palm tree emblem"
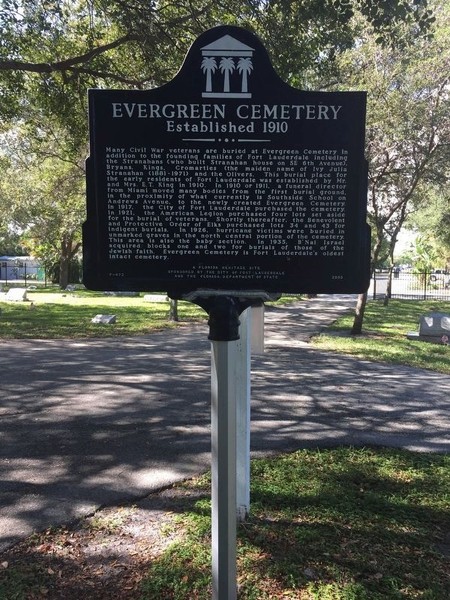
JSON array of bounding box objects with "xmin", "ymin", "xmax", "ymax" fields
[
  {"xmin": 237, "ymin": 57, "xmax": 253, "ymax": 93},
  {"xmin": 201, "ymin": 57, "xmax": 217, "ymax": 93},
  {"xmin": 219, "ymin": 57, "xmax": 235, "ymax": 93},
  {"xmin": 201, "ymin": 35, "xmax": 254, "ymax": 98}
]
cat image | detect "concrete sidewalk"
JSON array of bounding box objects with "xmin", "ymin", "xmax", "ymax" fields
[{"xmin": 1, "ymin": 294, "xmax": 449, "ymax": 551}]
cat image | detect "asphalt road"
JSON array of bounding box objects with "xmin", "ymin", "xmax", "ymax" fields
[{"xmin": 1, "ymin": 295, "xmax": 449, "ymax": 551}]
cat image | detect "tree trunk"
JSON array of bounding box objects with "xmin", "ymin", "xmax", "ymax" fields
[
  {"xmin": 383, "ymin": 267, "xmax": 393, "ymax": 306},
  {"xmin": 59, "ymin": 256, "xmax": 70, "ymax": 289},
  {"xmin": 353, "ymin": 221, "xmax": 384, "ymax": 333},
  {"xmin": 169, "ymin": 299, "xmax": 178, "ymax": 322},
  {"xmin": 351, "ymin": 291, "xmax": 367, "ymax": 335},
  {"xmin": 383, "ymin": 235, "xmax": 400, "ymax": 307},
  {"xmin": 59, "ymin": 238, "xmax": 81, "ymax": 289}
]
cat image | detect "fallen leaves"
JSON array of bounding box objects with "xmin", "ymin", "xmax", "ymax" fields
[{"xmin": 0, "ymin": 495, "xmax": 185, "ymax": 599}]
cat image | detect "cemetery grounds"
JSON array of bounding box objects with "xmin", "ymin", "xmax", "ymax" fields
[{"xmin": 0, "ymin": 288, "xmax": 449, "ymax": 599}]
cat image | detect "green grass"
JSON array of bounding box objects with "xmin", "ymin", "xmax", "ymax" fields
[
  {"xmin": 139, "ymin": 447, "xmax": 450, "ymax": 599},
  {"xmin": 0, "ymin": 289, "xmax": 303, "ymax": 339},
  {"xmin": 0, "ymin": 563, "xmax": 50, "ymax": 599},
  {"xmin": 312, "ymin": 300, "xmax": 450, "ymax": 374},
  {"xmin": 0, "ymin": 290, "xmax": 204, "ymax": 338},
  {"xmin": 2, "ymin": 448, "xmax": 448, "ymax": 598},
  {"xmin": 1, "ymin": 295, "xmax": 448, "ymax": 374}
]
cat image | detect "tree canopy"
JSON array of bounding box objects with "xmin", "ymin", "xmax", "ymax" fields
[
  {"xmin": 0, "ymin": 1, "xmax": 436, "ymax": 137},
  {"xmin": 405, "ymin": 187, "xmax": 450, "ymax": 267},
  {"xmin": 330, "ymin": 0, "xmax": 448, "ymax": 326},
  {"xmin": 0, "ymin": 0, "xmax": 444, "ymax": 289},
  {"xmin": 329, "ymin": 5, "xmax": 447, "ymax": 236}
]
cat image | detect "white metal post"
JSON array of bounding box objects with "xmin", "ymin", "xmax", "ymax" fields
[
  {"xmin": 236, "ymin": 307, "xmax": 251, "ymax": 521},
  {"xmin": 211, "ymin": 340, "xmax": 238, "ymax": 600}
]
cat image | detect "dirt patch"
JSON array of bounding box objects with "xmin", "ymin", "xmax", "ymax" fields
[{"xmin": 0, "ymin": 485, "xmax": 208, "ymax": 599}]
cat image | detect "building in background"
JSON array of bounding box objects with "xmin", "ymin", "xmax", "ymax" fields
[{"xmin": 0, "ymin": 256, "xmax": 43, "ymax": 282}]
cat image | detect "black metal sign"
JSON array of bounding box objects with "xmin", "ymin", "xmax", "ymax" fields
[{"xmin": 83, "ymin": 25, "xmax": 370, "ymax": 297}]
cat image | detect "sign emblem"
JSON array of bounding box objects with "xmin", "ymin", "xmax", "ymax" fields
[{"xmin": 201, "ymin": 35, "xmax": 254, "ymax": 99}]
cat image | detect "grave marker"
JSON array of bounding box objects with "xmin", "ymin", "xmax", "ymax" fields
[
  {"xmin": 5, "ymin": 288, "xmax": 28, "ymax": 302},
  {"xmin": 91, "ymin": 314, "xmax": 117, "ymax": 324},
  {"xmin": 408, "ymin": 312, "xmax": 450, "ymax": 344}
]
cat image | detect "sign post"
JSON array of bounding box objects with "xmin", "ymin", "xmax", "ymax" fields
[
  {"xmin": 236, "ymin": 307, "xmax": 251, "ymax": 521},
  {"xmin": 186, "ymin": 290, "xmax": 272, "ymax": 600},
  {"xmin": 83, "ymin": 24, "xmax": 370, "ymax": 599},
  {"xmin": 211, "ymin": 334, "xmax": 238, "ymax": 599}
]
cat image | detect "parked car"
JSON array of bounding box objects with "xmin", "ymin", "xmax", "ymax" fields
[{"xmin": 429, "ymin": 270, "xmax": 450, "ymax": 287}]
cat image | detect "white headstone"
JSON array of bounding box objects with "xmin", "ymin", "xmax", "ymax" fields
[
  {"xmin": 91, "ymin": 314, "xmax": 117, "ymax": 324},
  {"xmin": 143, "ymin": 294, "xmax": 168, "ymax": 302},
  {"xmin": 5, "ymin": 288, "xmax": 28, "ymax": 302}
]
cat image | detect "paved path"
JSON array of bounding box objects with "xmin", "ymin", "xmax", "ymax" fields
[{"xmin": 1, "ymin": 295, "xmax": 449, "ymax": 551}]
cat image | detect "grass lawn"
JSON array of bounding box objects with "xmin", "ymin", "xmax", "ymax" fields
[
  {"xmin": 1, "ymin": 294, "xmax": 449, "ymax": 598},
  {"xmin": 312, "ymin": 299, "xmax": 450, "ymax": 375},
  {"xmin": 2, "ymin": 447, "xmax": 448, "ymax": 599},
  {"xmin": 0, "ymin": 288, "xmax": 304, "ymax": 339},
  {"xmin": 0, "ymin": 289, "xmax": 204, "ymax": 338},
  {"xmin": 140, "ymin": 447, "xmax": 450, "ymax": 600}
]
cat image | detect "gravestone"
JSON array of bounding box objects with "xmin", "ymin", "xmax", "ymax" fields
[
  {"xmin": 407, "ymin": 312, "xmax": 450, "ymax": 344},
  {"xmin": 143, "ymin": 294, "xmax": 168, "ymax": 302},
  {"xmin": 91, "ymin": 314, "xmax": 117, "ymax": 324},
  {"xmin": 5, "ymin": 288, "xmax": 28, "ymax": 302},
  {"xmin": 103, "ymin": 291, "xmax": 139, "ymax": 297},
  {"xmin": 420, "ymin": 312, "xmax": 450, "ymax": 342},
  {"xmin": 83, "ymin": 25, "xmax": 370, "ymax": 298}
]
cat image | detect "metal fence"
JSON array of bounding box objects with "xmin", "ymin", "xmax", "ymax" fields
[
  {"xmin": 370, "ymin": 271, "xmax": 450, "ymax": 301},
  {"xmin": 0, "ymin": 262, "xmax": 46, "ymax": 285}
]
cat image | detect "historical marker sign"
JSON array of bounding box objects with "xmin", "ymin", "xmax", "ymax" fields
[{"xmin": 83, "ymin": 25, "xmax": 370, "ymax": 297}]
